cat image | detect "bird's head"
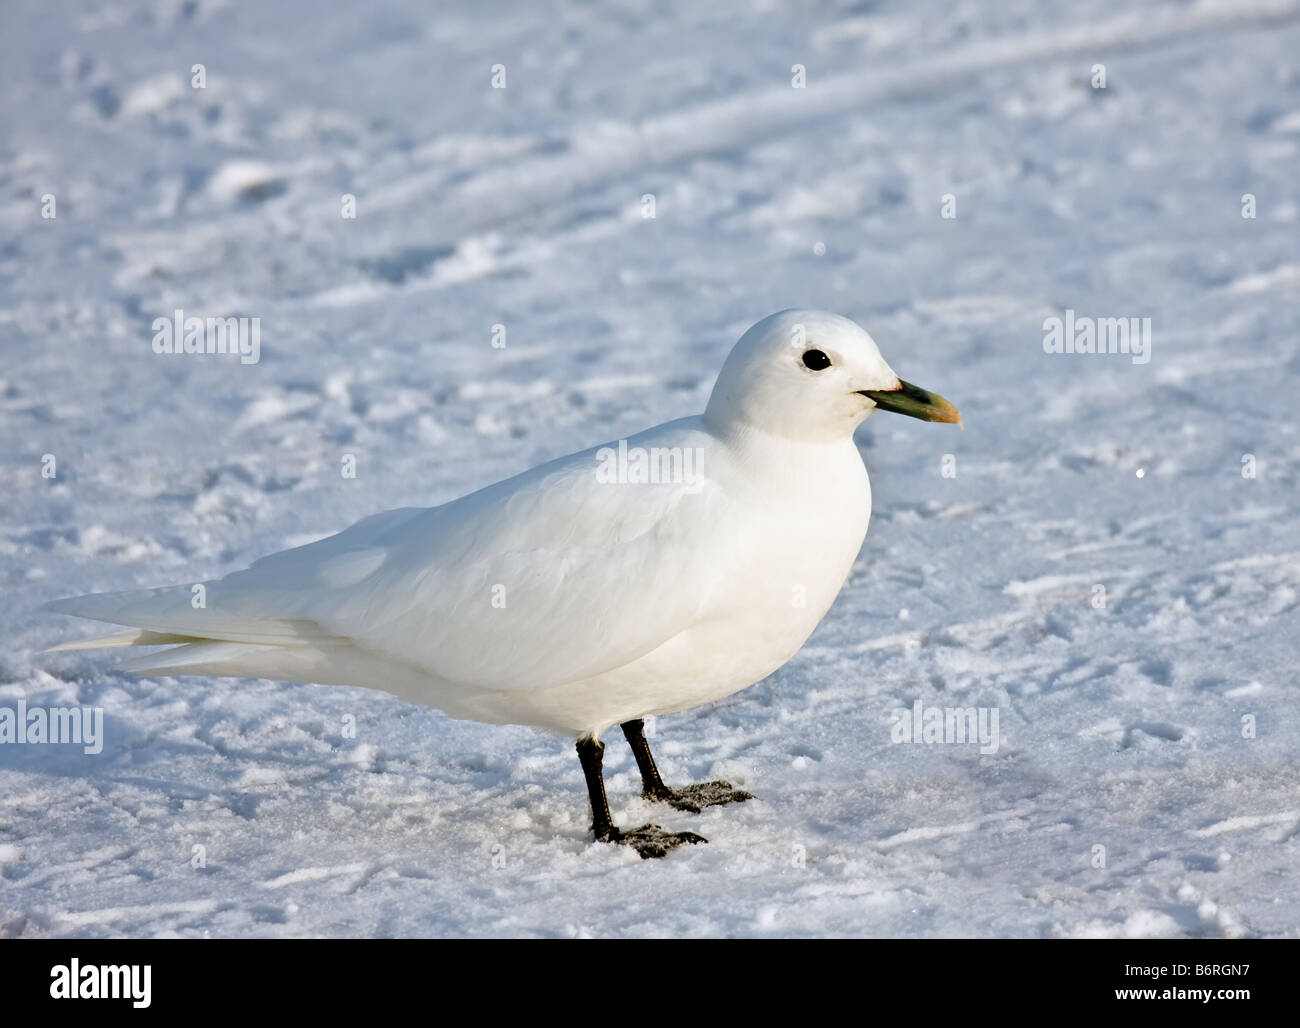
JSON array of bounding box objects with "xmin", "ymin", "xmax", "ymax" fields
[{"xmin": 704, "ymin": 309, "xmax": 962, "ymax": 443}]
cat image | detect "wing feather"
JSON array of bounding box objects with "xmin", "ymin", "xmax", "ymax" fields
[{"xmin": 46, "ymin": 419, "xmax": 747, "ymax": 694}]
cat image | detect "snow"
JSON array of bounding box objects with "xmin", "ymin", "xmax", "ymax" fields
[{"xmin": 2, "ymin": 0, "xmax": 1299, "ymax": 937}]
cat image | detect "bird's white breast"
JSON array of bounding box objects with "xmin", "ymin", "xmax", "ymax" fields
[{"xmin": 497, "ymin": 433, "xmax": 873, "ymax": 737}]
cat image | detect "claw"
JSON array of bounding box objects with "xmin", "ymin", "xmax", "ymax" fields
[
  {"xmin": 607, "ymin": 823, "xmax": 707, "ymax": 859},
  {"xmin": 652, "ymin": 780, "xmax": 754, "ymax": 813}
]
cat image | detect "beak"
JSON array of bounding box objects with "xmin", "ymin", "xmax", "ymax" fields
[{"xmin": 858, "ymin": 380, "xmax": 962, "ymax": 425}]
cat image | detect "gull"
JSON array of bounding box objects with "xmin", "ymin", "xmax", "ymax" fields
[{"xmin": 47, "ymin": 309, "xmax": 961, "ymax": 858}]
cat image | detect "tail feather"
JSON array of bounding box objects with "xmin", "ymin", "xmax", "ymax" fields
[
  {"xmin": 44, "ymin": 629, "xmax": 201, "ymax": 653},
  {"xmin": 112, "ymin": 638, "xmax": 425, "ymax": 693},
  {"xmin": 45, "ymin": 588, "xmax": 444, "ymax": 703},
  {"xmin": 115, "ymin": 641, "xmax": 303, "ymax": 677},
  {"xmin": 45, "ymin": 588, "xmax": 343, "ymax": 649}
]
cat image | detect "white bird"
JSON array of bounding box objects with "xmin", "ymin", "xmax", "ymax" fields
[{"xmin": 47, "ymin": 309, "xmax": 960, "ymax": 857}]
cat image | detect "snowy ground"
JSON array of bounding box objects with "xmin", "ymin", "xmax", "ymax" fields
[{"xmin": 2, "ymin": 0, "xmax": 1298, "ymax": 938}]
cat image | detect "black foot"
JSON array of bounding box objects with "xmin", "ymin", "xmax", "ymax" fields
[
  {"xmin": 645, "ymin": 780, "xmax": 754, "ymax": 813},
  {"xmin": 602, "ymin": 823, "xmax": 707, "ymax": 860}
]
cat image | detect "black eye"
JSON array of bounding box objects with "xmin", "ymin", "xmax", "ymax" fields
[{"xmin": 802, "ymin": 349, "xmax": 831, "ymax": 371}]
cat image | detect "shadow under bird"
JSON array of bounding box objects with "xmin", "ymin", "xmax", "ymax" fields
[{"xmin": 47, "ymin": 309, "xmax": 961, "ymax": 858}]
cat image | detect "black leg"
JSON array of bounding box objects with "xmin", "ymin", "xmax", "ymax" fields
[
  {"xmin": 620, "ymin": 719, "xmax": 754, "ymax": 813},
  {"xmin": 576, "ymin": 735, "xmax": 617, "ymax": 841},
  {"xmin": 620, "ymin": 718, "xmax": 674, "ymax": 802},
  {"xmin": 575, "ymin": 734, "xmax": 706, "ymax": 859}
]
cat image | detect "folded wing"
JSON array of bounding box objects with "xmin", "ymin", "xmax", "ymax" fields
[{"xmin": 47, "ymin": 420, "xmax": 744, "ymax": 693}]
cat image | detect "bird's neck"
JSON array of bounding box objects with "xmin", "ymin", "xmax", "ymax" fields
[{"xmin": 713, "ymin": 419, "xmax": 869, "ymax": 497}]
